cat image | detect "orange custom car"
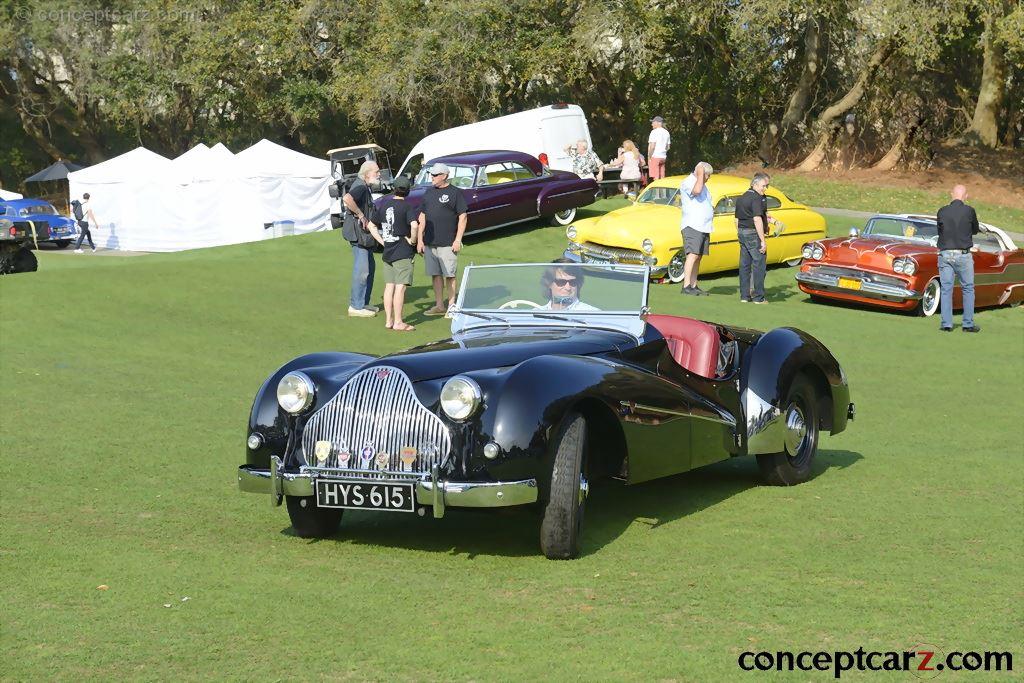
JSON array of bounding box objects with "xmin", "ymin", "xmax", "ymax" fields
[{"xmin": 796, "ymin": 214, "xmax": 1024, "ymax": 316}]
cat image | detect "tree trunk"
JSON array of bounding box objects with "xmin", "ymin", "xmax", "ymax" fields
[
  {"xmin": 759, "ymin": 15, "xmax": 824, "ymax": 164},
  {"xmin": 967, "ymin": 2, "xmax": 1009, "ymax": 147},
  {"xmin": 797, "ymin": 39, "xmax": 894, "ymax": 171}
]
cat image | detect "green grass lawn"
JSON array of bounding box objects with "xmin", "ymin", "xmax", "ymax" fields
[
  {"xmin": 2, "ymin": 198, "xmax": 1022, "ymax": 680},
  {"xmin": 768, "ymin": 173, "xmax": 1024, "ymax": 230}
]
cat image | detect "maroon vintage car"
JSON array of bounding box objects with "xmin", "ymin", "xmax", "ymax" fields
[
  {"xmin": 796, "ymin": 213, "xmax": 1024, "ymax": 316},
  {"xmin": 402, "ymin": 150, "xmax": 599, "ymax": 231}
]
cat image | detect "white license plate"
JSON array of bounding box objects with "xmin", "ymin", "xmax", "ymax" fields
[{"xmin": 315, "ymin": 479, "xmax": 415, "ymax": 512}]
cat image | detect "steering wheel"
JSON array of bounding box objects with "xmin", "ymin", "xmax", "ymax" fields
[{"xmin": 499, "ymin": 299, "xmax": 542, "ymax": 310}]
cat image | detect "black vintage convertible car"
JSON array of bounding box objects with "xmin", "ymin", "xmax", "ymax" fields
[{"xmin": 238, "ymin": 263, "xmax": 854, "ymax": 558}]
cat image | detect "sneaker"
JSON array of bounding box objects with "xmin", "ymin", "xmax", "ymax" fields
[
  {"xmin": 939, "ymin": 326, "xmax": 953, "ymax": 332},
  {"xmin": 752, "ymin": 299, "xmax": 768, "ymax": 305},
  {"xmin": 962, "ymin": 325, "xmax": 981, "ymax": 333},
  {"xmin": 347, "ymin": 306, "xmax": 376, "ymax": 317},
  {"xmin": 91, "ymin": 247, "xmax": 97, "ymax": 253},
  {"xmin": 739, "ymin": 298, "xmax": 751, "ymax": 303},
  {"xmin": 692, "ymin": 286, "xmax": 710, "ymax": 296},
  {"xmin": 681, "ymin": 286, "xmax": 700, "ymax": 296},
  {"xmin": 365, "ymin": 305, "xmax": 380, "ymax": 313},
  {"xmin": 74, "ymin": 248, "xmax": 83, "ymax": 254}
]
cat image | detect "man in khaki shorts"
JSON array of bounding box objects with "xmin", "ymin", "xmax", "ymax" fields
[{"xmin": 417, "ymin": 162, "xmax": 468, "ymax": 316}]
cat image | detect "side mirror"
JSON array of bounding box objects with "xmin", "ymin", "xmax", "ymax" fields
[
  {"xmin": 849, "ymin": 227, "xmax": 859, "ymax": 237},
  {"xmin": 328, "ymin": 182, "xmax": 341, "ymax": 199}
]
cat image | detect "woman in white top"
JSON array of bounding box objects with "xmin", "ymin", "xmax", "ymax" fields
[{"xmin": 605, "ymin": 140, "xmax": 643, "ymax": 195}]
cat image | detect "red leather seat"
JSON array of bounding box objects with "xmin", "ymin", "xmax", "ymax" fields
[{"xmin": 645, "ymin": 314, "xmax": 721, "ymax": 378}]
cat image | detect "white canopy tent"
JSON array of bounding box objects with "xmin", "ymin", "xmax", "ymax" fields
[
  {"xmin": 1, "ymin": 188, "xmax": 23, "ymax": 200},
  {"xmin": 67, "ymin": 141, "xmax": 332, "ymax": 252}
]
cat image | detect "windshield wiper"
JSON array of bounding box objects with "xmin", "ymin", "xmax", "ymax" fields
[
  {"xmin": 456, "ymin": 310, "xmax": 510, "ymax": 327},
  {"xmin": 531, "ymin": 312, "xmax": 587, "ymax": 324}
]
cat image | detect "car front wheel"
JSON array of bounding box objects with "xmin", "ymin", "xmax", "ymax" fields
[
  {"xmin": 540, "ymin": 412, "xmax": 588, "ymax": 559},
  {"xmin": 550, "ymin": 208, "xmax": 576, "ymax": 226},
  {"xmin": 285, "ymin": 495, "xmax": 343, "ymax": 538},
  {"xmin": 667, "ymin": 249, "xmax": 686, "ymax": 283},
  {"xmin": 915, "ymin": 278, "xmax": 940, "ymax": 317},
  {"xmin": 756, "ymin": 376, "xmax": 819, "ymax": 486}
]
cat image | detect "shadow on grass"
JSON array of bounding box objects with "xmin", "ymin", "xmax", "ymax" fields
[{"xmin": 280, "ymin": 448, "xmax": 862, "ymax": 559}]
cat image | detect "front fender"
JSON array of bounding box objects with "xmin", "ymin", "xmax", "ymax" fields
[
  {"xmin": 246, "ymin": 351, "xmax": 374, "ymax": 468},
  {"xmin": 741, "ymin": 328, "xmax": 850, "ymax": 454}
]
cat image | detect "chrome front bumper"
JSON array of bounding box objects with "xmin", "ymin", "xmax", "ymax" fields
[
  {"xmin": 796, "ymin": 267, "xmax": 919, "ymax": 301},
  {"xmin": 238, "ymin": 457, "xmax": 538, "ymax": 518},
  {"xmin": 562, "ymin": 245, "xmax": 665, "ymax": 276}
]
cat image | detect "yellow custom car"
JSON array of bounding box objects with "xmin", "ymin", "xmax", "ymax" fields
[{"xmin": 563, "ymin": 174, "xmax": 826, "ymax": 282}]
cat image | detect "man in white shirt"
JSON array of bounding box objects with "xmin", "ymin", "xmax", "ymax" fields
[
  {"xmin": 647, "ymin": 116, "xmax": 671, "ymax": 180},
  {"xmin": 679, "ymin": 162, "xmax": 715, "ymax": 296}
]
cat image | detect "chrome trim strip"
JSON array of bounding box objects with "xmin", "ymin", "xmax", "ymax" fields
[
  {"xmin": 238, "ymin": 466, "xmax": 538, "ymax": 508},
  {"xmin": 620, "ymin": 401, "xmax": 736, "ymax": 426},
  {"xmin": 468, "ymin": 203, "xmax": 512, "ymax": 214},
  {"xmin": 796, "ymin": 268, "xmax": 919, "ymax": 300}
]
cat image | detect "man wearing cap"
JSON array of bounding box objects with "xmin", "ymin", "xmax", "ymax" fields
[
  {"xmin": 647, "ymin": 116, "xmax": 671, "ymax": 180},
  {"xmin": 417, "ymin": 162, "xmax": 468, "ymax": 316}
]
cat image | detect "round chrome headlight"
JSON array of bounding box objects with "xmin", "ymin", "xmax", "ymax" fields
[
  {"xmin": 811, "ymin": 245, "xmax": 824, "ymax": 260},
  {"xmin": 277, "ymin": 372, "xmax": 315, "ymax": 414},
  {"xmin": 247, "ymin": 433, "xmax": 264, "ymax": 450},
  {"xmin": 440, "ymin": 375, "xmax": 482, "ymax": 421},
  {"xmin": 903, "ymin": 260, "xmax": 917, "ymax": 275},
  {"xmin": 641, "ymin": 238, "xmax": 654, "ymax": 254},
  {"xmin": 893, "ymin": 259, "xmax": 906, "ymax": 274},
  {"xmin": 801, "ymin": 245, "xmax": 813, "ymax": 259},
  {"xmin": 566, "ymin": 225, "xmax": 577, "ymax": 240}
]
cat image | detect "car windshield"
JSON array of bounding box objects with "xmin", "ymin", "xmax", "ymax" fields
[
  {"xmin": 637, "ymin": 186, "xmax": 680, "ymax": 207},
  {"xmin": 866, "ymin": 217, "xmax": 938, "ymax": 243},
  {"xmin": 414, "ymin": 164, "xmax": 476, "ymax": 189},
  {"xmin": 453, "ymin": 263, "xmax": 649, "ymax": 337},
  {"xmin": 21, "ymin": 204, "xmax": 58, "ymax": 216}
]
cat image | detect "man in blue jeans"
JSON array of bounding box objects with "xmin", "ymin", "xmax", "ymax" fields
[
  {"xmin": 936, "ymin": 185, "xmax": 980, "ymax": 333},
  {"xmin": 342, "ymin": 161, "xmax": 382, "ymax": 317}
]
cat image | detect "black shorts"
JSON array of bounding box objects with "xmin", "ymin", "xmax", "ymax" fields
[{"xmin": 683, "ymin": 227, "xmax": 710, "ymax": 256}]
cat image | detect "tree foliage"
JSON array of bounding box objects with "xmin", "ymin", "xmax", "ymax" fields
[{"xmin": 1, "ymin": 0, "xmax": 1020, "ymax": 189}]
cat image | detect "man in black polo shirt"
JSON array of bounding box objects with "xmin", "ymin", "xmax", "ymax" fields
[
  {"xmin": 417, "ymin": 162, "xmax": 468, "ymax": 316},
  {"xmin": 734, "ymin": 172, "xmax": 782, "ymax": 303},
  {"xmin": 936, "ymin": 184, "xmax": 981, "ymax": 333}
]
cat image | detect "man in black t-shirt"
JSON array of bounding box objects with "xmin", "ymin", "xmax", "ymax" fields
[
  {"xmin": 734, "ymin": 172, "xmax": 781, "ymax": 303},
  {"xmin": 369, "ymin": 176, "xmax": 419, "ymax": 331},
  {"xmin": 936, "ymin": 184, "xmax": 981, "ymax": 332},
  {"xmin": 417, "ymin": 162, "xmax": 468, "ymax": 316}
]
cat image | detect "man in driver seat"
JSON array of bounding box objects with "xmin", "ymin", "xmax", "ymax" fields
[{"xmin": 539, "ymin": 259, "xmax": 598, "ymax": 311}]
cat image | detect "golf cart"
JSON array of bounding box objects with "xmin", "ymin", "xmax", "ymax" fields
[{"xmin": 326, "ymin": 144, "xmax": 396, "ymax": 229}]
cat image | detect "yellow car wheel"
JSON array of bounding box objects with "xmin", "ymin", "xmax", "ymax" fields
[{"xmin": 667, "ymin": 249, "xmax": 686, "ymax": 283}]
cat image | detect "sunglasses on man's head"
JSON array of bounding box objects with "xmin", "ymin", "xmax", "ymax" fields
[{"xmin": 553, "ymin": 277, "xmax": 578, "ymax": 287}]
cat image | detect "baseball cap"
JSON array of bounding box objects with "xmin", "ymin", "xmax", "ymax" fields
[
  {"xmin": 393, "ymin": 175, "xmax": 412, "ymax": 191},
  {"xmin": 650, "ymin": 115, "xmax": 664, "ymax": 123},
  {"xmin": 428, "ymin": 162, "xmax": 450, "ymax": 176}
]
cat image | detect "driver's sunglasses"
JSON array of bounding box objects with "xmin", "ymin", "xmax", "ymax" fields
[{"xmin": 553, "ymin": 277, "xmax": 578, "ymax": 287}]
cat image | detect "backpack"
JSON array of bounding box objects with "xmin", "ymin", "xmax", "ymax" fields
[{"xmin": 71, "ymin": 200, "xmax": 84, "ymax": 221}]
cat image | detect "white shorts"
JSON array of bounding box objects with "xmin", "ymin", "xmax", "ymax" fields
[{"xmin": 424, "ymin": 245, "xmax": 458, "ymax": 277}]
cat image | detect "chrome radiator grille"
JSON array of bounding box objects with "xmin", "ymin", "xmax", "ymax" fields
[
  {"xmin": 580, "ymin": 241, "xmax": 646, "ymax": 264},
  {"xmin": 300, "ymin": 365, "xmax": 451, "ymax": 475}
]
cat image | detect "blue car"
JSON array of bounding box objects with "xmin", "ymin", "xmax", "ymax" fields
[{"xmin": 0, "ymin": 199, "xmax": 79, "ymax": 248}]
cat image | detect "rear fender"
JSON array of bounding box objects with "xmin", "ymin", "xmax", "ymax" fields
[
  {"xmin": 741, "ymin": 328, "xmax": 850, "ymax": 455},
  {"xmin": 537, "ymin": 177, "xmax": 599, "ymax": 215}
]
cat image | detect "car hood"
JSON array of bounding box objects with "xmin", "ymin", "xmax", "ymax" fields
[
  {"xmin": 820, "ymin": 236, "xmax": 936, "ymax": 269},
  {"xmin": 366, "ymin": 326, "xmax": 635, "ymax": 382},
  {"xmin": 577, "ymin": 202, "xmax": 680, "ymax": 246}
]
